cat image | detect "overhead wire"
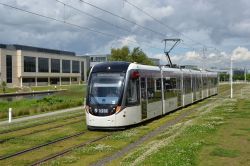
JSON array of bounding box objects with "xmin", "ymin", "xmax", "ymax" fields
[
  {"xmin": 0, "ymin": 0, "xmax": 219, "ymax": 58},
  {"xmin": 55, "ymin": 0, "xmax": 132, "ymax": 35},
  {"xmin": 77, "ymin": 0, "xmax": 167, "ymax": 38},
  {"xmin": 55, "ymin": 0, "xmax": 167, "ymax": 51},
  {"xmin": 0, "ymin": 1, "xmax": 167, "ymax": 52},
  {"xmin": 123, "ymin": 0, "xmax": 223, "ymax": 52},
  {"xmin": 76, "ymin": 0, "xmax": 201, "ymax": 53}
]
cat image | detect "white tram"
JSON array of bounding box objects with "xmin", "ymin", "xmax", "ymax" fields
[{"xmin": 85, "ymin": 62, "xmax": 218, "ymax": 130}]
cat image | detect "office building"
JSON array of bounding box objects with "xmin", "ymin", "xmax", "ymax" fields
[{"xmin": 0, "ymin": 44, "xmax": 89, "ymax": 87}]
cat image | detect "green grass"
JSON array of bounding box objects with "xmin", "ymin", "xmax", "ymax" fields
[
  {"xmin": 210, "ymin": 147, "xmax": 240, "ymax": 158},
  {"xmin": 112, "ymin": 84, "xmax": 250, "ymax": 166},
  {"xmin": 0, "ymin": 85, "xmax": 86, "ymax": 119},
  {"xmin": 0, "ymin": 87, "xmax": 21, "ymax": 94},
  {"xmin": 1, "ymin": 84, "xmax": 249, "ymax": 166},
  {"xmin": 0, "ymin": 110, "xmax": 83, "ymax": 134},
  {"xmin": 0, "ymin": 84, "xmax": 86, "ymax": 94}
]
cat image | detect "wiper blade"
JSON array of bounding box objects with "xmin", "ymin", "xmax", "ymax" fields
[{"xmin": 89, "ymin": 93, "xmax": 101, "ymax": 106}]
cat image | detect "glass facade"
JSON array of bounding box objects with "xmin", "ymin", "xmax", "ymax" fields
[
  {"xmin": 71, "ymin": 77, "xmax": 77, "ymax": 82},
  {"xmin": 24, "ymin": 56, "xmax": 36, "ymax": 72},
  {"xmin": 50, "ymin": 77, "xmax": 60, "ymax": 85},
  {"xmin": 61, "ymin": 77, "xmax": 70, "ymax": 82},
  {"xmin": 37, "ymin": 78, "xmax": 48, "ymax": 82},
  {"xmin": 62, "ymin": 60, "xmax": 70, "ymax": 73},
  {"xmin": 38, "ymin": 57, "xmax": 49, "ymax": 72},
  {"xmin": 81, "ymin": 61, "xmax": 84, "ymax": 81},
  {"xmin": 51, "ymin": 59, "xmax": 60, "ymax": 73},
  {"xmin": 6, "ymin": 55, "xmax": 12, "ymax": 83},
  {"xmin": 72, "ymin": 60, "xmax": 80, "ymax": 73}
]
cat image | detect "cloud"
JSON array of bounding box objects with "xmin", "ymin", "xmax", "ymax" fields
[
  {"xmin": 0, "ymin": 0, "xmax": 249, "ymax": 69},
  {"xmin": 232, "ymin": 47, "xmax": 250, "ymax": 61},
  {"xmin": 185, "ymin": 51, "xmax": 201, "ymax": 60},
  {"xmin": 118, "ymin": 35, "xmax": 138, "ymax": 47}
]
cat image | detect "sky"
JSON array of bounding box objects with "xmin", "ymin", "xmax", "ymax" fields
[{"xmin": 0, "ymin": 0, "xmax": 250, "ymax": 69}]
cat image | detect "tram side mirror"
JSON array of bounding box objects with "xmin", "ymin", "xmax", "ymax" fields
[{"xmin": 131, "ymin": 71, "xmax": 140, "ymax": 80}]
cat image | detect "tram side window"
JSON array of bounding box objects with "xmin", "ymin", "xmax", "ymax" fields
[
  {"xmin": 192, "ymin": 76, "xmax": 196, "ymax": 92},
  {"xmin": 213, "ymin": 77, "xmax": 217, "ymax": 87},
  {"xmin": 198, "ymin": 77, "xmax": 202, "ymax": 90},
  {"xmin": 203, "ymin": 76, "xmax": 207, "ymax": 89},
  {"xmin": 184, "ymin": 77, "xmax": 192, "ymax": 94},
  {"xmin": 156, "ymin": 78, "xmax": 161, "ymax": 91},
  {"xmin": 215, "ymin": 77, "xmax": 218, "ymax": 86},
  {"xmin": 147, "ymin": 77, "xmax": 161, "ymax": 103},
  {"xmin": 208, "ymin": 77, "xmax": 211, "ymax": 88},
  {"xmin": 126, "ymin": 78, "xmax": 139, "ymax": 106},
  {"xmin": 163, "ymin": 77, "xmax": 178, "ymax": 98}
]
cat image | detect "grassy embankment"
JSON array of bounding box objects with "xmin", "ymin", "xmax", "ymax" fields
[
  {"xmin": 114, "ymin": 84, "xmax": 250, "ymax": 166},
  {"xmin": 0, "ymin": 85, "xmax": 86, "ymax": 119},
  {"xmin": 0, "ymin": 84, "xmax": 247, "ymax": 166},
  {"xmin": 37, "ymin": 85, "xmax": 241, "ymax": 166}
]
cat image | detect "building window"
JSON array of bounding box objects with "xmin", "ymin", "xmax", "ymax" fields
[
  {"xmin": 81, "ymin": 61, "xmax": 84, "ymax": 81},
  {"xmin": 90, "ymin": 56, "xmax": 106, "ymax": 62},
  {"xmin": 22, "ymin": 77, "xmax": 35, "ymax": 86},
  {"xmin": 72, "ymin": 61, "xmax": 80, "ymax": 73},
  {"xmin": 50, "ymin": 77, "xmax": 59, "ymax": 85},
  {"xmin": 51, "ymin": 59, "xmax": 60, "ymax": 73},
  {"xmin": 61, "ymin": 77, "xmax": 70, "ymax": 82},
  {"xmin": 37, "ymin": 78, "xmax": 48, "ymax": 82},
  {"xmin": 62, "ymin": 60, "xmax": 70, "ymax": 73},
  {"xmin": 24, "ymin": 56, "xmax": 36, "ymax": 72},
  {"xmin": 6, "ymin": 55, "xmax": 12, "ymax": 83},
  {"xmin": 38, "ymin": 57, "xmax": 49, "ymax": 72},
  {"xmin": 96, "ymin": 57, "xmax": 106, "ymax": 62},
  {"xmin": 71, "ymin": 77, "xmax": 77, "ymax": 82},
  {"xmin": 61, "ymin": 77, "xmax": 70, "ymax": 85}
]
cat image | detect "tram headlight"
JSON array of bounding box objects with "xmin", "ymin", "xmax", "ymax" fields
[
  {"xmin": 85, "ymin": 105, "xmax": 92, "ymax": 114},
  {"xmin": 115, "ymin": 106, "xmax": 122, "ymax": 114}
]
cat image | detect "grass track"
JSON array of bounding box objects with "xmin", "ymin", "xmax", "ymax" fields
[
  {"xmin": 0, "ymin": 84, "xmax": 249, "ymax": 166},
  {"xmin": 111, "ymin": 84, "xmax": 250, "ymax": 166}
]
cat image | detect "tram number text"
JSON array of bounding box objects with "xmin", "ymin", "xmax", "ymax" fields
[{"xmin": 98, "ymin": 109, "xmax": 108, "ymax": 114}]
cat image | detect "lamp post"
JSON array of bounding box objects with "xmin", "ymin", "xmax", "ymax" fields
[
  {"xmin": 230, "ymin": 56, "xmax": 233, "ymax": 98},
  {"xmin": 244, "ymin": 67, "xmax": 247, "ymax": 83}
]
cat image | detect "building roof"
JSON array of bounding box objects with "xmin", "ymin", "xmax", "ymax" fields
[{"xmin": 0, "ymin": 44, "xmax": 75, "ymax": 56}]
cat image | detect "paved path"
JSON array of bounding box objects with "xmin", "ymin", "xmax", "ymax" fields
[{"xmin": 0, "ymin": 106, "xmax": 84, "ymax": 126}]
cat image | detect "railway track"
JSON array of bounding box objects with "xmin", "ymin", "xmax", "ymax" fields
[
  {"xmin": 30, "ymin": 134, "xmax": 112, "ymax": 166},
  {"xmin": 0, "ymin": 85, "xmax": 246, "ymax": 165},
  {"xmin": 30, "ymin": 95, "xmax": 223, "ymax": 165},
  {"xmin": 91, "ymin": 85, "xmax": 248, "ymax": 166},
  {"xmin": 0, "ymin": 119, "xmax": 83, "ymax": 144},
  {"xmin": 0, "ymin": 112, "xmax": 84, "ymax": 135},
  {"xmin": 0, "ymin": 131, "xmax": 86, "ymax": 160}
]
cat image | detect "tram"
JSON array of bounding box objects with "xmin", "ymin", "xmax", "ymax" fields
[{"xmin": 85, "ymin": 62, "xmax": 218, "ymax": 129}]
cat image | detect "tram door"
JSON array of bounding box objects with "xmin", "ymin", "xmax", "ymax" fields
[
  {"xmin": 140, "ymin": 77, "xmax": 147, "ymax": 120},
  {"xmin": 193, "ymin": 76, "xmax": 197, "ymax": 101},
  {"xmin": 177, "ymin": 76, "xmax": 182, "ymax": 107}
]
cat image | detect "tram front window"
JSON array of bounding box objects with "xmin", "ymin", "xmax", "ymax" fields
[{"xmin": 89, "ymin": 73, "xmax": 125, "ymax": 105}]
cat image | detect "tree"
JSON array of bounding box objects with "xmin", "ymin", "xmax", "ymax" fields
[
  {"xmin": 109, "ymin": 46, "xmax": 154, "ymax": 65},
  {"xmin": 247, "ymin": 74, "xmax": 250, "ymax": 81},
  {"xmin": 1, "ymin": 81, "xmax": 7, "ymax": 93},
  {"xmin": 219, "ymin": 73, "xmax": 229, "ymax": 82},
  {"xmin": 109, "ymin": 46, "xmax": 130, "ymax": 62},
  {"xmin": 130, "ymin": 47, "xmax": 154, "ymax": 65}
]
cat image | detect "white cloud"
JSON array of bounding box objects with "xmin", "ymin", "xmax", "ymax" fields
[
  {"xmin": 123, "ymin": 1, "xmax": 174, "ymax": 24},
  {"xmin": 118, "ymin": 35, "xmax": 138, "ymax": 47},
  {"xmin": 153, "ymin": 54, "xmax": 168, "ymax": 65},
  {"xmin": 144, "ymin": 5, "xmax": 174, "ymax": 20},
  {"xmin": 185, "ymin": 51, "xmax": 201, "ymax": 60},
  {"xmin": 0, "ymin": 0, "xmax": 249, "ymax": 69},
  {"xmin": 232, "ymin": 47, "xmax": 250, "ymax": 61}
]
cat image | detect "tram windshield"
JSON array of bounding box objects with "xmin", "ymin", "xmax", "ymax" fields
[{"xmin": 89, "ymin": 73, "xmax": 125, "ymax": 105}]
